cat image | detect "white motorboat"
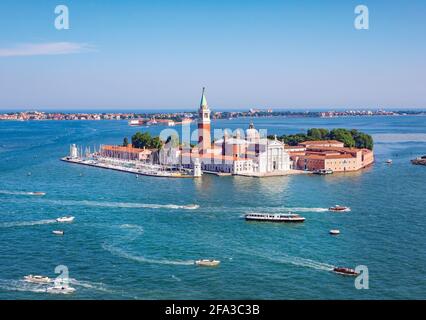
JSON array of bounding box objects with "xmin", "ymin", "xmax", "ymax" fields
[
  {"xmin": 56, "ymin": 216, "xmax": 75, "ymax": 223},
  {"xmin": 245, "ymin": 213, "xmax": 306, "ymax": 223},
  {"xmin": 24, "ymin": 275, "xmax": 51, "ymax": 284},
  {"xmin": 184, "ymin": 204, "xmax": 200, "ymax": 210},
  {"xmin": 52, "ymin": 230, "xmax": 64, "ymax": 235},
  {"xmin": 386, "ymin": 159, "xmax": 393, "ymax": 164},
  {"xmin": 47, "ymin": 285, "xmax": 76, "ymax": 294},
  {"xmin": 30, "ymin": 192, "xmax": 46, "ymax": 196},
  {"xmin": 195, "ymin": 259, "xmax": 221, "ymax": 267},
  {"xmin": 329, "ymin": 229, "xmax": 340, "ymax": 235}
]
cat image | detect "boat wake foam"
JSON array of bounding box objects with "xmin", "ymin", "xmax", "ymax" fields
[
  {"xmin": 0, "ymin": 190, "xmax": 42, "ymax": 196},
  {"xmin": 68, "ymin": 278, "xmax": 114, "ymax": 293},
  {"xmin": 236, "ymin": 206, "xmax": 329, "ymax": 213},
  {"xmin": 120, "ymin": 224, "xmax": 144, "ymax": 234},
  {"xmin": 285, "ymin": 207, "xmax": 329, "ymax": 213},
  {"xmin": 0, "ymin": 278, "xmax": 115, "ymax": 295},
  {"xmin": 0, "ymin": 279, "xmax": 49, "ymax": 294},
  {"xmin": 0, "ymin": 219, "xmax": 57, "ymax": 228},
  {"xmin": 44, "ymin": 199, "xmax": 199, "ymax": 210},
  {"xmin": 243, "ymin": 248, "xmax": 334, "ymax": 272},
  {"xmin": 102, "ymin": 243, "xmax": 195, "ymax": 266}
]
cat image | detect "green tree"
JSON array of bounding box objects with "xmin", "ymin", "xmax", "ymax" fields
[
  {"xmin": 307, "ymin": 128, "xmax": 329, "ymax": 140},
  {"xmin": 123, "ymin": 137, "xmax": 129, "ymax": 147},
  {"xmin": 132, "ymin": 132, "xmax": 152, "ymax": 148},
  {"xmin": 328, "ymin": 128, "xmax": 356, "ymax": 148}
]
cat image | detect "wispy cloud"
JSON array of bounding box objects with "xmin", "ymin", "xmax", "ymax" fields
[{"xmin": 0, "ymin": 42, "xmax": 95, "ymax": 57}]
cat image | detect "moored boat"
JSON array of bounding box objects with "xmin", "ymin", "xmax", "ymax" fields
[
  {"xmin": 56, "ymin": 216, "xmax": 75, "ymax": 223},
  {"xmin": 313, "ymin": 169, "xmax": 333, "ymax": 175},
  {"xmin": 333, "ymin": 267, "xmax": 359, "ymax": 276},
  {"xmin": 328, "ymin": 205, "xmax": 350, "ymax": 212},
  {"xmin": 24, "ymin": 275, "xmax": 51, "ymax": 284},
  {"xmin": 245, "ymin": 213, "xmax": 306, "ymax": 223},
  {"xmin": 195, "ymin": 259, "xmax": 221, "ymax": 267}
]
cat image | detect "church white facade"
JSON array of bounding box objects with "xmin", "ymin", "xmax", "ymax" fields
[{"xmin": 162, "ymin": 89, "xmax": 293, "ymax": 177}]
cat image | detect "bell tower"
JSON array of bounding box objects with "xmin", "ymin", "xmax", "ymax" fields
[{"xmin": 198, "ymin": 87, "xmax": 211, "ymax": 154}]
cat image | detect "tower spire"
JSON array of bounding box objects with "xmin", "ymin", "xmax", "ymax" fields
[{"xmin": 200, "ymin": 87, "xmax": 208, "ymax": 110}]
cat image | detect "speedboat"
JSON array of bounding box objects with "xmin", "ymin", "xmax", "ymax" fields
[
  {"xmin": 24, "ymin": 275, "xmax": 51, "ymax": 284},
  {"xmin": 245, "ymin": 213, "xmax": 306, "ymax": 223},
  {"xmin": 195, "ymin": 259, "xmax": 221, "ymax": 267},
  {"xmin": 386, "ymin": 159, "xmax": 393, "ymax": 164},
  {"xmin": 329, "ymin": 229, "xmax": 340, "ymax": 235},
  {"xmin": 30, "ymin": 192, "xmax": 46, "ymax": 196},
  {"xmin": 184, "ymin": 204, "xmax": 200, "ymax": 210},
  {"xmin": 328, "ymin": 205, "xmax": 350, "ymax": 212},
  {"xmin": 56, "ymin": 216, "xmax": 75, "ymax": 223},
  {"xmin": 333, "ymin": 267, "xmax": 359, "ymax": 276},
  {"xmin": 52, "ymin": 230, "xmax": 64, "ymax": 235},
  {"xmin": 47, "ymin": 285, "xmax": 76, "ymax": 294}
]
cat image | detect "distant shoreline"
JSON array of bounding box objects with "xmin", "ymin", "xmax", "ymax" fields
[{"xmin": 1, "ymin": 110, "xmax": 425, "ymax": 122}]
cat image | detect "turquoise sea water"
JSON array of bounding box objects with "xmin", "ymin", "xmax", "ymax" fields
[{"xmin": 0, "ymin": 116, "xmax": 425, "ymax": 299}]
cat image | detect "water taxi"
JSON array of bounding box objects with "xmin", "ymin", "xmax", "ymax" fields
[
  {"xmin": 24, "ymin": 275, "xmax": 51, "ymax": 284},
  {"xmin": 195, "ymin": 259, "xmax": 221, "ymax": 267},
  {"xmin": 329, "ymin": 229, "xmax": 340, "ymax": 235},
  {"xmin": 328, "ymin": 205, "xmax": 350, "ymax": 212},
  {"xmin": 52, "ymin": 230, "xmax": 64, "ymax": 235},
  {"xmin": 56, "ymin": 216, "xmax": 75, "ymax": 223},
  {"xmin": 245, "ymin": 213, "xmax": 306, "ymax": 223},
  {"xmin": 333, "ymin": 267, "xmax": 359, "ymax": 276}
]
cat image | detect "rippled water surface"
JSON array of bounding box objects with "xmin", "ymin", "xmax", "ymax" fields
[{"xmin": 0, "ymin": 116, "xmax": 425, "ymax": 299}]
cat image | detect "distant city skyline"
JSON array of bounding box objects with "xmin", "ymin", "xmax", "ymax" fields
[{"xmin": 0, "ymin": 0, "xmax": 425, "ymax": 110}]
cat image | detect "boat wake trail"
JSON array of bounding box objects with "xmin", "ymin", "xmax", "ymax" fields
[
  {"xmin": 68, "ymin": 279, "xmax": 114, "ymax": 294},
  {"xmin": 285, "ymin": 207, "xmax": 329, "ymax": 213},
  {"xmin": 44, "ymin": 199, "xmax": 199, "ymax": 210},
  {"xmin": 0, "ymin": 190, "xmax": 42, "ymax": 196},
  {"xmin": 0, "ymin": 279, "xmax": 48, "ymax": 294},
  {"xmin": 102, "ymin": 243, "xmax": 195, "ymax": 266},
  {"xmin": 0, "ymin": 219, "xmax": 57, "ymax": 228},
  {"xmin": 243, "ymin": 248, "xmax": 334, "ymax": 272},
  {"xmin": 120, "ymin": 224, "xmax": 144, "ymax": 234},
  {"xmin": 233, "ymin": 206, "xmax": 329, "ymax": 213}
]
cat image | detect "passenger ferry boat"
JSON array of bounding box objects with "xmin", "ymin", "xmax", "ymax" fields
[{"xmin": 245, "ymin": 213, "xmax": 306, "ymax": 223}]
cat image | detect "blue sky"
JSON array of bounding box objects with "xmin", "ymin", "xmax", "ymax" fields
[{"xmin": 0, "ymin": 0, "xmax": 425, "ymax": 110}]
